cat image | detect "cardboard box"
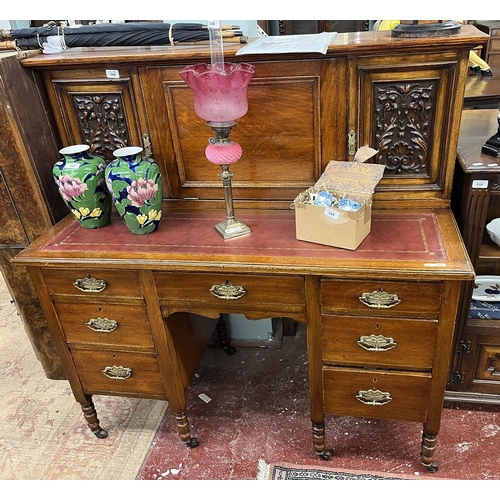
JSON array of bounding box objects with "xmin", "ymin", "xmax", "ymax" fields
[{"xmin": 294, "ymin": 159, "xmax": 385, "ymax": 250}]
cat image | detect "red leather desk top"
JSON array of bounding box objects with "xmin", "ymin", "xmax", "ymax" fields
[{"xmin": 40, "ymin": 209, "xmax": 447, "ymax": 263}]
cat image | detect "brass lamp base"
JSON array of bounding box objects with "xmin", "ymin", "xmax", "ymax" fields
[{"xmin": 214, "ymin": 218, "xmax": 251, "ymax": 240}]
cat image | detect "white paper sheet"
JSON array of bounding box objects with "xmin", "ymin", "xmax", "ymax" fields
[{"xmin": 236, "ymin": 32, "xmax": 337, "ymax": 56}]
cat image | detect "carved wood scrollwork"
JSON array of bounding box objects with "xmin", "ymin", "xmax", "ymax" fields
[
  {"xmin": 374, "ymin": 81, "xmax": 437, "ymax": 176},
  {"xmin": 72, "ymin": 93, "xmax": 130, "ymax": 161},
  {"xmin": 492, "ymin": 175, "xmax": 500, "ymax": 192}
]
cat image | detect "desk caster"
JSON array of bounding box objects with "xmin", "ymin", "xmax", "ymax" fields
[
  {"xmin": 222, "ymin": 345, "xmax": 236, "ymax": 355},
  {"xmin": 93, "ymin": 428, "xmax": 108, "ymax": 439},
  {"xmin": 186, "ymin": 437, "xmax": 199, "ymax": 448},
  {"xmin": 422, "ymin": 461, "xmax": 438, "ymax": 473}
]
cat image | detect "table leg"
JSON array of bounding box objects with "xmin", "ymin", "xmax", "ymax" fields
[
  {"xmin": 312, "ymin": 421, "xmax": 332, "ymax": 460},
  {"xmin": 175, "ymin": 411, "xmax": 199, "ymax": 448},
  {"xmin": 80, "ymin": 395, "xmax": 108, "ymax": 438},
  {"xmin": 215, "ymin": 314, "xmax": 236, "ymax": 355},
  {"xmin": 420, "ymin": 431, "xmax": 438, "ymax": 472}
]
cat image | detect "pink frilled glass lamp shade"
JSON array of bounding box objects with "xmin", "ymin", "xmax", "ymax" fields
[{"xmin": 179, "ymin": 62, "xmax": 255, "ymax": 239}]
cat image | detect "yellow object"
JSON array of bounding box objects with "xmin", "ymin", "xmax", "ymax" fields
[
  {"xmin": 377, "ymin": 20, "xmax": 400, "ymax": 31},
  {"xmin": 469, "ymin": 50, "xmax": 491, "ymax": 70}
]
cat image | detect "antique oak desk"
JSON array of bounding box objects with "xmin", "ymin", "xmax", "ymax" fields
[{"xmin": 12, "ymin": 26, "xmax": 485, "ymax": 471}]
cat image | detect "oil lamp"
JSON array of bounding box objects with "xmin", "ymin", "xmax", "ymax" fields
[{"xmin": 179, "ymin": 26, "xmax": 255, "ymax": 239}]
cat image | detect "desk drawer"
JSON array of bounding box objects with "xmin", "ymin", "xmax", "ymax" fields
[
  {"xmin": 54, "ymin": 302, "xmax": 154, "ymax": 349},
  {"xmin": 71, "ymin": 349, "xmax": 164, "ymax": 396},
  {"xmin": 322, "ymin": 315, "xmax": 437, "ymax": 370},
  {"xmin": 42, "ymin": 268, "xmax": 143, "ymax": 298},
  {"xmin": 321, "ymin": 279, "xmax": 441, "ymax": 317},
  {"xmin": 154, "ymin": 272, "xmax": 305, "ymax": 312},
  {"xmin": 323, "ymin": 367, "xmax": 431, "ymax": 422}
]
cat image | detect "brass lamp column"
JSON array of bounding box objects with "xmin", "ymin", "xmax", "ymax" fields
[
  {"xmin": 179, "ymin": 61, "xmax": 255, "ymax": 239},
  {"xmin": 205, "ymin": 120, "xmax": 250, "ymax": 238}
]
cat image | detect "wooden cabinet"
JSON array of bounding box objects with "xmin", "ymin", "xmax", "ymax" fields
[
  {"xmin": 0, "ymin": 51, "xmax": 67, "ymax": 379},
  {"xmin": 43, "ymin": 67, "xmax": 149, "ymax": 162},
  {"xmin": 12, "ymin": 26, "xmax": 487, "ymax": 471},
  {"xmin": 351, "ymin": 52, "xmax": 466, "ymax": 208},
  {"xmin": 476, "ymin": 21, "xmax": 500, "ymax": 68},
  {"xmin": 318, "ymin": 276, "xmax": 456, "ymax": 470},
  {"xmin": 23, "ymin": 27, "xmax": 483, "ymax": 212},
  {"xmin": 448, "ymin": 108, "xmax": 500, "ymax": 403},
  {"xmin": 14, "ymin": 208, "xmax": 472, "ymax": 472}
]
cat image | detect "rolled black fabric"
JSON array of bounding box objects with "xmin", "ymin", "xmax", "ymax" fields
[{"xmin": 7, "ymin": 22, "xmax": 225, "ymax": 48}]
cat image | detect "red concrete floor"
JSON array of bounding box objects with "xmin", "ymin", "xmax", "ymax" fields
[{"xmin": 136, "ymin": 326, "xmax": 500, "ymax": 480}]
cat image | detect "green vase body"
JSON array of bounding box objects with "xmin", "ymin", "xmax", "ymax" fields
[
  {"xmin": 53, "ymin": 144, "xmax": 111, "ymax": 228},
  {"xmin": 105, "ymin": 147, "xmax": 163, "ymax": 234}
]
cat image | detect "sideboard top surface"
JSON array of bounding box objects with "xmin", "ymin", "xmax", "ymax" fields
[{"xmin": 19, "ymin": 25, "xmax": 488, "ymax": 69}]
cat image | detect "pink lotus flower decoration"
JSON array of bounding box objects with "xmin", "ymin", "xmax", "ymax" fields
[
  {"xmin": 127, "ymin": 178, "xmax": 159, "ymax": 207},
  {"xmin": 179, "ymin": 62, "xmax": 255, "ymax": 122},
  {"xmin": 57, "ymin": 174, "xmax": 88, "ymax": 201}
]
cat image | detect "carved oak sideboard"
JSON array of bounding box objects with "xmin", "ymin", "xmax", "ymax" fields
[{"xmin": 13, "ymin": 26, "xmax": 486, "ymax": 471}]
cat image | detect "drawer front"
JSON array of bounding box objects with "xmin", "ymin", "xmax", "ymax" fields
[
  {"xmin": 42, "ymin": 268, "xmax": 143, "ymax": 298},
  {"xmin": 323, "ymin": 367, "xmax": 431, "ymax": 422},
  {"xmin": 55, "ymin": 302, "xmax": 154, "ymax": 348},
  {"xmin": 475, "ymin": 342, "xmax": 500, "ymax": 381},
  {"xmin": 321, "ymin": 279, "xmax": 442, "ymax": 317},
  {"xmin": 71, "ymin": 349, "xmax": 165, "ymax": 396},
  {"xmin": 154, "ymin": 272, "xmax": 305, "ymax": 312},
  {"xmin": 321, "ymin": 315, "xmax": 437, "ymax": 369}
]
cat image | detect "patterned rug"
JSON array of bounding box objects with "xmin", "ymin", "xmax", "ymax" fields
[
  {"xmin": 257, "ymin": 460, "xmax": 421, "ymax": 480},
  {"xmin": 0, "ymin": 273, "xmax": 168, "ymax": 479}
]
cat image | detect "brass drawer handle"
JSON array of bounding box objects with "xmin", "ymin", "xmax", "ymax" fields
[
  {"xmin": 73, "ymin": 274, "xmax": 107, "ymax": 293},
  {"xmin": 359, "ymin": 288, "xmax": 401, "ymax": 309},
  {"xmin": 357, "ymin": 334, "xmax": 397, "ymax": 351},
  {"xmin": 209, "ymin": 280, "xmax": 246, "ymax": 300},
  {"xmin": 102, "ymin": 366, "xmax": 132, "ymax": 379},
  {"xmin": 356, "ymin": 389, "xmax": 392, "ymax": 406},
  {"xmin": 86, "ymin": 317, "xmax": 118, "ymax": 333}
]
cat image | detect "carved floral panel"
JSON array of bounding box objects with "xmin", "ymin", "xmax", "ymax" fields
[
  {"xmin": 374, "ymin": 81, "xmax": 437, "ymax": 177},
  {"xmin": 72, "ymin": 93, "xmax": 130, "ymax": 161}
]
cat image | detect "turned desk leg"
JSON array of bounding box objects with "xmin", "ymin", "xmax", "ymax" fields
[
  {"xmin": 175, "ymin": 412, "xmax": 199, "ymax": 448},
  {"xmin": 80, "ymin": 396, "xmax": 108, "ymax": 439},
  {"xmin": 312, "ymin": 421, "xmax": 332, "ymax": 460},
  {"xmin": 420, "ymin": 432, "xmax": 438, "ymax": 472}
]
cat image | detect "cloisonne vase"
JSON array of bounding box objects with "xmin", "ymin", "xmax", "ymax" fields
[
  {"xmin": 53, "ymin": 144, "xmax": 111, "ymax": 228},
  {"xmin": 105, "ymin": 147, "xmax": 162, "ymax": 234}
]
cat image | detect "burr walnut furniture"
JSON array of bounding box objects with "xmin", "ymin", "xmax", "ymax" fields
[
  {"xmin": 13, "ymin": 26, "xmax": 486, "ymax": 471},
  {"xmin": 448, "ymin": 108, "xmax": 500, "ymax": 403},
  {"xmin": 0, "ymin": 50, "xmax": 67, "ymax": 379}
]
